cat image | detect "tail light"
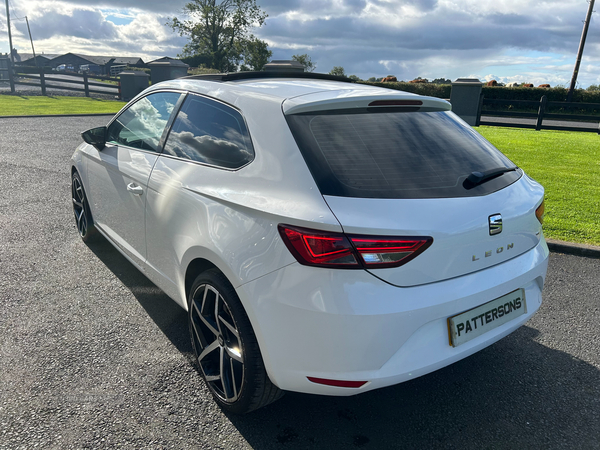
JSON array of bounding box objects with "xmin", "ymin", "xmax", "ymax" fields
[
  {"xmin": 278, "ymin": 224, "xmax": 432, "ymax": 269},
  {"xmin": 535, "ymin": 200, "xmax": 545, "ymax": 224}
]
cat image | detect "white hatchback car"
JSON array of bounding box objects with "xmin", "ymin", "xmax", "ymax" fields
[{"xmin": 71, "ymin": 71, "xmax": 549, "ymax": 414}]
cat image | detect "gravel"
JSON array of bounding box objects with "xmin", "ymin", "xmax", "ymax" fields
[{"xmin": 1, "ymin": 116, "xmax": 599, "ymax": 449}]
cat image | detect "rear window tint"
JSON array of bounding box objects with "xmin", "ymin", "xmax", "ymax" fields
[
  {"xmin": 163, "ymin": 94, "xmax": 254, "ymax": 170},
  {"xmin": 286, "ymin": 110, "xmax": 521, "ymax": 199}
]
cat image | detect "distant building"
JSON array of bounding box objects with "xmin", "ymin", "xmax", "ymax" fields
[{"xmin": 15, "ymin": 52, "xmax": 146, "ymax": 75}]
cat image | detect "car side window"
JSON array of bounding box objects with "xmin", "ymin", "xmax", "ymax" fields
[
  {"xmin": 107, "ymin": 92, "xmax": 182, "ymax": 153},
  {"xmin": 163, "ymin": 94, "xmax": 254, "ymax": 169}
]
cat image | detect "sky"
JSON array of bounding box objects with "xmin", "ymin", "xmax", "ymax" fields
[{"xmin": 1, "ymin": 0, "xmax": 600, "ymax": 87}]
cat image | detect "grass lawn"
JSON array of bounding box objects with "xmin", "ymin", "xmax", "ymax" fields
[
  {"xmin": 477, "ymin": 126, "xmax": 600, "ymax": 246},
  {"xmin": 0, "ymin": 95, "xmax": 126, "ymax": 116}
]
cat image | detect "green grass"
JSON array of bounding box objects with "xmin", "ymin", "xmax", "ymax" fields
[
  {"xmin": 0, "ymin": 95, "xmax": 126, "ymax": 116},
  {"xmin": 477, "ymin": 126, "xmax": 600, "ymax": 246}
]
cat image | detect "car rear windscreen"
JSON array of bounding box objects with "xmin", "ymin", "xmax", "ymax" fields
[{"xmin": 286, "ymin": 110, "xmax": 521, "ymax": 199}]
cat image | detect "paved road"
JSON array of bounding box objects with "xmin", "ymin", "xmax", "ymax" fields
[{"xmin": 1, "ymin": 116, "xmax": 599, "ymax": 449}]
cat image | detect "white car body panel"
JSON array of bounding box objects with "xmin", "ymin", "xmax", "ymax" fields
[
  {"xmin": 71, "ymin": 76, "xmax": 550, "ymax": 399},
  {"xmin": 84, "ymin": 143, "xmax": 158, "ymax": 264},
  {"xmin": 323, "ymin": 174, "xmax": 544, "ymax": 286},
  {"xmin": 282, "ymin": 89, "xmax": 451, "ymax": 114},
  {"xmin": 237, "ymin": 238, "xmax": 548, "ymax": 394}
]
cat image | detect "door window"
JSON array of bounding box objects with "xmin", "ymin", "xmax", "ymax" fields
[
  {"xmin": 107, "ymin": 92, "xmax": 182, "ymax": 152},
  {"xmin": 163, "ymin": 94, "xmax": 254, "ymax": 169}
]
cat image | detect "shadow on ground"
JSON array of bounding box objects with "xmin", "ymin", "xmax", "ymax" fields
[
  {"xmin": 86, "ymin": 236, "xmax": 190, "ymax": 355},
  {"xmin": 85, "ymin": 236, "xmax": 600, "ymax": 450}
]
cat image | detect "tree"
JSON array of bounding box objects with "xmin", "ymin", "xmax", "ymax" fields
[
  {"xmin": 239, "ymin": 37, "xmax": 272, "ymax": 71},
  {"xmin": 292, "ymin": 54, "xmax": 316, "ymax": 72},
  {"xmin": 168, "ymin": 0, "xmax": 268, "ymax": 72},
  {"xmin": 329, "ymin": 66, "xmax": 346, "ymax": 77},
  {"xmin": 348, "ymin": 74, "xmax": 361, "ymax": 81}
]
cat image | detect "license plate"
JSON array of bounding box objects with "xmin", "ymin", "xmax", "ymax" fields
[{"xmin": 448, "ymin": 289, "xmax": 527, "ymax": 347}]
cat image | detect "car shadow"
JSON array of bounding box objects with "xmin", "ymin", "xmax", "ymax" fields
[
  {"xmin": 84, "ymin": 236, "xmax": 600, "ymax": 449},
  {"xmin": 85, "ymin": 235, "xmax": 191, "ymax": 356},
  {"xmin": 228, "ymin": 327, "xmax": 600, "ymax": 449}
]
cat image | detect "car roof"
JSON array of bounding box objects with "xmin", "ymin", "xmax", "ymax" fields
[{"xmin": 147, "ymin": 73, "xmax": 451, "ymax": 114}]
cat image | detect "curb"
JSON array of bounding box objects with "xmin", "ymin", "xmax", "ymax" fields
[
  {"xmin": 546, "ymin": 239, "xmax": 600, "ymax": 259},
  {"xmin": 0, "ymin": 113, "xmax": 116, "ymax": 119}
]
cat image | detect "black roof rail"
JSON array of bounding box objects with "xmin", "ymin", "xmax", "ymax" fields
[{"xmin": 182, "ymin": 71, "xmax": 355, "ymax": 83}]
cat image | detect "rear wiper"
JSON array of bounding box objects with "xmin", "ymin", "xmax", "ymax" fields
[{"xmin": 463, "ymin": 167, "xmax": 518, "ymax": 189}]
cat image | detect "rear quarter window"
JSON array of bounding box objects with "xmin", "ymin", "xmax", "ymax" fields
[
  {"xmin": 286, "ymin": 110, "xmax": 521, "ymax": 199},
  {"xmin": 162, "ymin": 94, "xmax": 254, "ymax": 170}
]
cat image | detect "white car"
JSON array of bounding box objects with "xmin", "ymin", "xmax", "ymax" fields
[{"xmin": 71, "ymin": 71, "xmax": 548, "ymax": 414}]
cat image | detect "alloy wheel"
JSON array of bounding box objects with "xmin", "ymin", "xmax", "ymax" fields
[
  {"xmin": 72, "ymin": 175, "xmax": 89, "ymax": 238},
  {"xmin": 190, "ymin": 283, "xmax": 244, "ymax": 403}
]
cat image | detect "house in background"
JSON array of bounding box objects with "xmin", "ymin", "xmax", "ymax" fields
[{"xmin": 15, "ymin": 52, "xmax": 146, "ymax": 75}]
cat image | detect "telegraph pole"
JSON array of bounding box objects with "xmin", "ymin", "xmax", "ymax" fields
[
  {"xmin": 25, "ymin": 16, "xmax": 37, "ymax": 67},
  {"xmin": 567, "ymin": 0, "xmax": 595, "ymax": 102},
  {"xmin": 4, "ymin": 0, "xmax": 14, "ymax": 64}
]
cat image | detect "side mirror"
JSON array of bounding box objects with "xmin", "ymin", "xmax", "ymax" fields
[{"xmin": 81, "ymin": 126, "xmax": 107, "ymax": 150}]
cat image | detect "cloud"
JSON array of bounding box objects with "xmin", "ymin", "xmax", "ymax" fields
[
  {"xmin": 15, "ymin": 9, "xmax": 118, "ymax": 40},
  {"xmin": 2, "ymin": 0, "xmax": 600, "ymax": 87}
]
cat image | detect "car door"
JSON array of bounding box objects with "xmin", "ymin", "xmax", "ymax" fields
[
  {"xmin": 144, "ymin": 93, "xmax": 256, "ymax": 302},
  {"xmin": 86, "ymin": 91, "xmax": 183, "ymax": 265}
]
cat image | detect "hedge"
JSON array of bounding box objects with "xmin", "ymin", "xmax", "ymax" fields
[
  {"xmin": 358, "ymin": 81, "xmax": 600, "ymax": 104},
  {"xmin": 481, "ymin": 86, "xmax": 600, "ymax": 103},
  {"xmin": 359, "ymin": 81, "xmax": 451, "ymax": 98}
]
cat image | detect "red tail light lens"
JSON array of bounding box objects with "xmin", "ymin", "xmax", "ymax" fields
[
  {"xmin": 277, "ymin": 225, "xmax": 358, "ymax": 268},
  {"xmin": 278, "ymin": 224, "xmax": 432, "ymax": 269}
]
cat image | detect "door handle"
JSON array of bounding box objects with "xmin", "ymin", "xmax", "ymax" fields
[{"xmin": 127, "ymin": 183, "xmax": 143, "ymax": 195}]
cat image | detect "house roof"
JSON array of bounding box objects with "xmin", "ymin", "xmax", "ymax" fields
[
  {"xmin": 16, "ymin": 53, "xmax": 60, "ymax": 63},
  {"xmin": 15, "ymin": 52, "xmax": 145, "ymax": 66},
  {"xmin": 113, "ymin": 57, "xmax": 144, "ymax": 65},
  {"xmin": 146, "ymin": 56, "xmax": 180, "ymax": 64}
]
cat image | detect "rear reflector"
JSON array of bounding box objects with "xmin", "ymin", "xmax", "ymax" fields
[
  {"xmin": 278, "ymin": 224, "xmax": 432, "ymax": 269},
  {"xmin": 368, "ymin": 99, "xmax": 423, "ymax": 107},
  {"xmin": 307, "ymin": 377, "xmax": 367, "ymax": 388}
]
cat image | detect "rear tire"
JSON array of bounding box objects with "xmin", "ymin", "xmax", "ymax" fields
[
  {"xmin": 71, "ymin": 171, "xmax": 98, "ymax": 242},
  {"xmin": 188, "ymin": 269, "xmax": 283, "ymax": 414}
]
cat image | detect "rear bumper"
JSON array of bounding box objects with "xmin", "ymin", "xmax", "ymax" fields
[{"xmin": 236, "ymin": 238, "xmax": 549, "ymax": 396}]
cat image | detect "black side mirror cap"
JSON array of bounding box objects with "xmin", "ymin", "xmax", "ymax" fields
[{"xmin": 81, "ymin": 126, "xmax": 107, "ymax": 150}]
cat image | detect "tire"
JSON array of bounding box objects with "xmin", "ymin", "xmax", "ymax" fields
[
  {"xmin": 188, "ymin": 269, "xmax": 283, "ymax": 414},
  {"xmin": 71, "ymin": 171, "xmax": 98, "ymax": 242}
]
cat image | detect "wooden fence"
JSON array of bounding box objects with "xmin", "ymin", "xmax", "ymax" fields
[
  {"xmin": 479, "ymin": 95, "xmax": 600, "ymax": 133},
  {"xmin": 10, "ymin": 68, "xmax": 120, "ymax": 98}
]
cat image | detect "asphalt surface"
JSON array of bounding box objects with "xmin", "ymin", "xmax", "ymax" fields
[{"xmin": 1, "ymin": 116, "xmax": 599, "ymax": 449}]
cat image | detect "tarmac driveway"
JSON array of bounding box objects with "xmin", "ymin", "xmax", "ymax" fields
[{"xmin": 1, "ymin": 116, "xmax": 599, "ymax": 449}]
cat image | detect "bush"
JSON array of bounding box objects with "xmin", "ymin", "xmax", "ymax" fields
[
  {"xmin": 481, "ymin": 86, "xmax": 600, "ymax": 103},
  {"xmin": 187, "ymin": 67, "xmax": 221, "ymax": 76},
  {"xmin": 122, "ymin": 66, "xmax": 150, "ymax": 74},
  {"xmin": 359, "ymin": 81, "xmax": 451, "ymax": 98}
]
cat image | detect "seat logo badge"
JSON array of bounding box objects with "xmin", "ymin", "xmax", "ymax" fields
[{"xmin": 489, "ymin": 214, "xmax": 502, "ymax": 236}]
